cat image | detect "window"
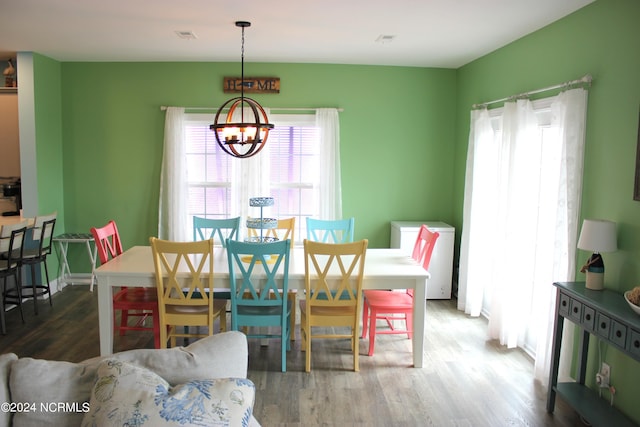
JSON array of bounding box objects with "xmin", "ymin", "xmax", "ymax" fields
[
  {"xmin": 268, "ymin": 115, "xmax": 319, "ymax": 239},
  {"xmin": 185, "ymin": 119, "xmax": 234, "ymax": 219},
  {"xmin": 184, "ymin": 113, "xmax": 320, "ymax": 243}
]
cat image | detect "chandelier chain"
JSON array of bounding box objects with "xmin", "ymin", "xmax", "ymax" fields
[
  {"xmin": 241, "ymin": 25, "xmax": 245, "ymax": 66},
  {"xmin": 240, "ymin": 25, "xmax": 245, "ymax": 119}
]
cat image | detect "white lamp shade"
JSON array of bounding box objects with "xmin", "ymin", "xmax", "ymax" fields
[{"xmin": 577, "ymin": 219, "xmax": 618, "ymax": 253}]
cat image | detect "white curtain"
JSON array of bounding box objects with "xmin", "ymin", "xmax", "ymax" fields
[
  {"xmin": 316, "ymin": 108, "xmax": 342, "ymax": 220},
  {"xmin": 158, "ymin": 107, "xmax": 188, "ymax": 241},
  {"xmin": 458, "ymin": 88, "xmax": 588, "ymax": 383}
]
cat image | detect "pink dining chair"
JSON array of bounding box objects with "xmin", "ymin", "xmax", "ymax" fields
[
  {"xmin": 361, "ymin": 224, "xmax": 439, "ymax": 356},
  {"xmin": 91, "ymin": 220, "xmax": 161, "ymax": 348}
]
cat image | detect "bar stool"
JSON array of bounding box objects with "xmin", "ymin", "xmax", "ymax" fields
[
  {"xmin": 1, "ymin": 223, "xmax": 28, "ymax": 333},
  {"xmin": 4, "ymin": 213, "xmax": 57, "ymax": 315}
]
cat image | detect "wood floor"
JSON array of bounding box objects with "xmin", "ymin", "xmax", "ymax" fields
[{"xmin": 0, "ymin": 285, "xmax": 587, "ymax": 426}]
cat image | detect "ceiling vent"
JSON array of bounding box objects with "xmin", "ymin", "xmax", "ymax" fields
[
  {"xmin": 375, "ymin": 35, "xmax": 396, "ymax": 44},
  {"xmin": 175, "ymin": 31, "xmax": 197, "ymax": 40}
]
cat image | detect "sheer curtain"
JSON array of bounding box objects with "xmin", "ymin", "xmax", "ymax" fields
[
  {"xmin": 158, "ymin": 107, "xmax": 188, "ymax": 240},
  {"xmin": 316, "ymin": 108, "xmax": 342, "ymax": 220},
  {"xmin": 458, "ymin": 88, "xmax": 588, "ymax": 383}
]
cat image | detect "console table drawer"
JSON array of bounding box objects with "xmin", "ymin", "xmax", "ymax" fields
[
  {"xmin": 569, "ymin": 298, "xmax": 583, "ymax": 322},
  {"xmin": 581, "ymin": 305, "xmax": 596, "ymax": 331},
  {"xmin": 610, "ymin": 320, "xmax": 628, "ymax": 349},
  {"xmin": 596, "ymin": 312, "xmax": 611, "ymax": 339},
  {"xmin": 558, "ymin": 292, "xmax": 571, "ymax": 317},
  {"xmin": 629, "ymin": 330, "xmax": 640, "ymax": 359}
]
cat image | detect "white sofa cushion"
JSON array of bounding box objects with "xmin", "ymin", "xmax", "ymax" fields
[
  {"xmin": 9, "ymin": 357, "xmax": 95, "ymax": 427},
  {"xmin": 82, "ymin": 359, "xmax": 255, "ymax": 427},
  {"xmin": 0, "ymin": 353, "xmax": 18, "ymax": 427},
  {"xmin": 8, "ymin": 331, "xmax": 249, "ymax": 427},
  {"xmin": 93, "ymin": 330, "xmax": 249, "ymax": 384}
]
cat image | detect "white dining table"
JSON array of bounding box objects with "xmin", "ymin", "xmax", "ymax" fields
[{"xmin": 95, "ymin": 245, "xmax": 430, "ymax": 367}]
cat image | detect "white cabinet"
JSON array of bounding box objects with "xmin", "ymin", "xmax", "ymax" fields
[{"xmin": 390, "ymin": 221, "xmax": 454, "ymax": 299}]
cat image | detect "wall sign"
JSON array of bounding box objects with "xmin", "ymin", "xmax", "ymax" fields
[{"xmin": 223, "ymin": 77, "xmax": 280, "ymax": 94}]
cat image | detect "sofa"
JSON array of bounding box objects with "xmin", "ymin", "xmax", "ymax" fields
[{"xmin": 0, "ymin": 331, "xmax": 260, "ymax": 427}]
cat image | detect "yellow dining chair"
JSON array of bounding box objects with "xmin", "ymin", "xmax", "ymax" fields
[
  {"xmin": 247, "ymin": 217, "xmax": 295, "ymax": 243},
  {"xmin": 149, "ymin": 237, "xmax": 227, "ymax": 348},
  {"xmin": 248, "ymin": 217, "xmax": 297, "ymax": 341},
  {"xmin": 299, "ymin": 238, "xmax": 368, "ymax": 372}
]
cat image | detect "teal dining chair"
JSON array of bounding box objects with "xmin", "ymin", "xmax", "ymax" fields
[
  {"xmin": 226, "ymin": 238, "xmax": 291, "ymax": 372},
  {"xmin": 193, "ymin": 216, "xmax": 241, "ymax": 247},
  {"xmin": 247, "ymin": 217, "xmax": 297, "ymax": 341},
  {"xmin": 192, "ymin": 216, "xmax": 241, "ymax": 336},
  {"xmin": 306, "ymin": 217, "xmax": 355, "ymax": 243},
  {"xmin": 193, "ymin": 215, "xmax": 241, "ymax": 301}
]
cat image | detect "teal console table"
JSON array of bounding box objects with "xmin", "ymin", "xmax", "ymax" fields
[{"xmin": 547, "ymin": 282, "xmax": 640, "ymax": 426}]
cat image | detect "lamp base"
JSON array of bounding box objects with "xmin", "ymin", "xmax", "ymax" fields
[{"xmin": 585, "ymin": 271, "xmax": 604, "ymax": 290}]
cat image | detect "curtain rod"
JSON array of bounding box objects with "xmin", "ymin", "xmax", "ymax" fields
[
  {"xmin": 160, "ymin": 106, "xmax": 344, "ymax": 112},
  {"xmin": 472, "ymin": 74, "xmax": 592, "ymax": 109}
]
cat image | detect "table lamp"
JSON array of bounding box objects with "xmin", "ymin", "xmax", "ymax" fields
[{"xmin": 577, "ymin": 219, "xmax": 618, "ymax": 290}]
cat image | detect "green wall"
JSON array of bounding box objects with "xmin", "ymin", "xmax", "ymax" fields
[
  {"xmin": 59, "ymin": 62, "xmax": 456, "ymax": 249},
  {"xmin": 33, "ymin": 54, "xmax": 65, "ymax": 222},
  {"xmin": 25, "ymin": 53, "xmax": 65, "ymax": 281},
  {"xmin": 455, "ymin": 0, "xmax": 640, "ymax": 422}
]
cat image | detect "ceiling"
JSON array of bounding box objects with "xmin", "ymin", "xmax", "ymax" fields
[{"xmin": 0, "ymin": 0, "xmax": 594, "ymax": 68}]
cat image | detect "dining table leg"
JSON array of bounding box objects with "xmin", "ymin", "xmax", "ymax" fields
[
  {"xmin": 97, "ymin": 279, "xmax": 114, "ymax": 356},
  {"xmin": 412, "ymin": 277, "xmax": 427, "ymax": 368}
]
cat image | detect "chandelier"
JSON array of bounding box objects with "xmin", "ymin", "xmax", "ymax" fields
[{"xmin": 210, "ymin": 21, "xmax": 274, "ymax": 158}]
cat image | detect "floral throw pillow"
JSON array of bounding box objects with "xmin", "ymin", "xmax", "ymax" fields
[{"xmin": 82, "ymin": 359, "xmax": 255, "ymax": 427}]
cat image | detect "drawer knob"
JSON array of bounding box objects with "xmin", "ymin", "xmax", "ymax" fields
[
  {"xmin": 616, "ymin": 330, "xmax": 622, "ymax": 338},
  {"xmin": 585, "ymin": 314, "xmax": 591, "ymax": 321},
  {"xmin": 634, "ymin": 340, "xmax": 640, "ymax": 349}
]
